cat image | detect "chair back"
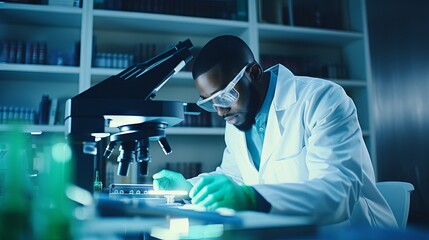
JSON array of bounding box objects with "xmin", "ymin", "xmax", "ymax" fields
[{"xmin": 376, "ymin": 181, "xmax": 414, "ymax": 229}]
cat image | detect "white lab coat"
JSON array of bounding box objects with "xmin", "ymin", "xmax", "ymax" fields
[{"xmin": 190, "ymin": 64, "xmax": 397, "ymax": 228}]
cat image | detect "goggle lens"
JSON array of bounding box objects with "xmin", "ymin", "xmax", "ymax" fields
[{"xmin": 196, "ymin": 65, "xmax": 248, "ymax": 112}]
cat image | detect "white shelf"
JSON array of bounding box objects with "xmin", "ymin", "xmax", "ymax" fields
[
  {"xmin": 168, "ymin": 127, "xmax": 225, "ymax": 136},
  {"xmin": 91, "ymin": 69, "xmax": 368, "ymax": 89},
  {"xmin": 0, "ymin": 63, "xmax": 80, "ymax": 82},
  {"xmin": 258, "ymin": 23, "xmax": 363, "ymax": 45},
  {"xmin": 91, "ymin": 68, "xmax": 193, "ymax": 86},
  {"xmin": 91, "ymin": 67, "xmax": 123, "ymax": 76},
  {"xmin": 104, "ymin": 126, "xmax": 225, "ymax": 136},
  {"xmin": 101, "ymin": 126, "xmax": 225, "ymax": 136},
  {"xmin": 0, "ymin": 124, "xmax": 225, "ymax": 136},
  {"xmin": 0, "ymin": 63, "xmax": 80, "ymax": 74},
  {"xmin": 93, "ymin": 9, "xmax": 249, "ymax": 36},
  {"xmin": 0, "ymin": 124, "xmax": 65, "ymax": 133},
  {"xmin": 0, "ymin": 2, "xmax": 82, "ymax": 28}
]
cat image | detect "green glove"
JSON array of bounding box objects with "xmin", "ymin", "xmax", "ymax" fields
[
  {"xmin": 189, "ymin": 174, "xmax": 256, "ymax": 211},
  {"xmin": 152, "ymin": 169, "xmax": 193, "ymax": 193}
]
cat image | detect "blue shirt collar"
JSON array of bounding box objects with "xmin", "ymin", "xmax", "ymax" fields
[{"xmin": 258, "ymin": 69, "xmax": 277, "ymax": 115}]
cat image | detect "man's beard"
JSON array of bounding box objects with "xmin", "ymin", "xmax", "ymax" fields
[{"xmin": 234, "ymin": 84, "xmax": 260, "ymax": 132}]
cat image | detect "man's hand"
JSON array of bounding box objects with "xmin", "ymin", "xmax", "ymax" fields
[
  {"xmin": 189, "ymin": 174, "xmax": 256, "ymax": 211},
  {"xmin": 152, "ymin": 169, "xmax": 193, "ymax": 193}
]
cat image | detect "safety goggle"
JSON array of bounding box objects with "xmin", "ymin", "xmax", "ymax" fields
[{"xmin": 196, "ymin": 65, "xmax": 247, "ymax": 112}]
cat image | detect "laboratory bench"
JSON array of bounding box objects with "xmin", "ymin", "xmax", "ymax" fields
[
  {"xmin": 72, "ymin": 195, "xmax": 429, "ymax": 240},
  {"xmin": 70, "ymin": 193, "xmax": 316, "ymax": 239},
  {"xmin": 73, "ymin": 211, "xmax": 429, "ymax": 240},
  {"xmin": 2, "ymin": 191, "xmax": 429, "ymax": 239},
  {"xmin": 77, "ymin": 211, "xmax": 316, "ymax": 239}
]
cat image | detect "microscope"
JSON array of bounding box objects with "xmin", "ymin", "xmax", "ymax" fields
[{"xmin": 64, "ymin": 39, "xmax": 194, "ymax": 193}]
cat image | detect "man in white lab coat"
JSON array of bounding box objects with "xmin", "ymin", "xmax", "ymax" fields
[{"xmin": 153, "ymin": 35, "xmax": 397, "ymax": 228}]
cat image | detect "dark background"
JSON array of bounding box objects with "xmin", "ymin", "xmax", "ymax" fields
[{"xmin": 367, "ymin": 0, "xmax": 429, "ymax": 227}]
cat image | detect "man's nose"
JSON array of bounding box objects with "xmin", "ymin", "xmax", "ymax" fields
[{"xmin": 215, "ymin": 107, "xmax": 230, "ymax": 117}]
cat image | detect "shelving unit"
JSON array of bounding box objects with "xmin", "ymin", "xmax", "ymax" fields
[
  {"xmin": 0, "ymin": 124, "xmax": 224, "ymax": 136},
  {"xmin": 0, "ymin": 2, "xmax": 82, "ymax": 26},
  {"xmin": 0, "ymin": 0, "xmax": 374, "ymax": 182}
]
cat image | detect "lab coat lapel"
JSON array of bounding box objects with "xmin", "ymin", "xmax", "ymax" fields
[
  {"xmin": 260, "ymin": 104, "xmax": 281, "ymax": 171},
  {"xmin": 259, "ymin": 64, "xmax": 296, "ymax": 174}
]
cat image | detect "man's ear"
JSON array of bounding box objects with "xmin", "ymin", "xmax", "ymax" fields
[{"xmin": 249, "ymin": 63, "xmax": 263, "ymax": 83}]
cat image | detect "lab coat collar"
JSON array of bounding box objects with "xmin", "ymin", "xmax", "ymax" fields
[{"xmin": 265, "ymin": 64, "xmax": 296, "ymax": 111}]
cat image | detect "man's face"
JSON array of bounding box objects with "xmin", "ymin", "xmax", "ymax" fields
[{"xmin": 195, "ymin": 65, "xmax": 261, "ymax": 131}]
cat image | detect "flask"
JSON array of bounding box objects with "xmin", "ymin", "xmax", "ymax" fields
[{"xmin": 93, "ymin": 170, "xmax": 103, "ymax": 193}]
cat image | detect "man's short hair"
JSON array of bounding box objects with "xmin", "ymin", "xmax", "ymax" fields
[{"xmin": 192, "ymin": 35, "xmax": 255, "ymax": 80}]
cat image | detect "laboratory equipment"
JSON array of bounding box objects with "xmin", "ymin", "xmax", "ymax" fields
[
  {"xmin": 108, "ymin": 183, "xmax": 188, "ymax": 205},
  {"xmin": 64, "ymin": 39, "xmax": 193, "ymax": 193}
]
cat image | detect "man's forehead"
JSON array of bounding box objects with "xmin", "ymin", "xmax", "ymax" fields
[{"xmin": 196, "ymin": 65, "xmax": 230, "ymax": 96}]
